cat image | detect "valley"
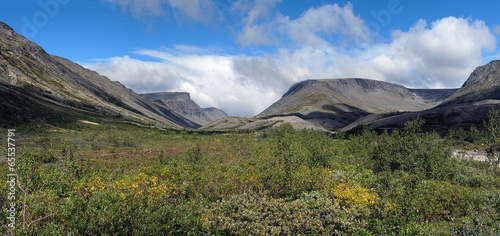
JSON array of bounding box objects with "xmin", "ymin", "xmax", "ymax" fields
[{"xmin": 1, "ymin": 20, "xmax": 500, "ymax": 235}]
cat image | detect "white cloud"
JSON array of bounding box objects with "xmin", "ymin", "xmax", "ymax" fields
[
  {"xmin": 88, "ymin": 2, "xmax": 499, "ymax": 117},
  {"xmin": 237, "ymin": 24, "xmax": 276, "ymax": 46},
  {"xmin": 87, "ymin": 48, "xmax": 295, "ymax": 117},
  {"xmin": 286, "ymin": 3, "xmax": 371, "ymax": 48},
  {"xmin": 165, "ymin": 0, "xmax": 213, "ymax": 22},
  {"xmin": 265, "ymin": 17, "xmax": 497, "ymax": 89},
  {"xmin": 371, "ymin": 17, "xmax": 496, "ymax": 88},
  {"xmin": 236, "ymin": 3, "xmax": 372, "ymax": 48},
  {"xmin": 235, "ymin": 0, "xmax": 283, "ymax": 46}
]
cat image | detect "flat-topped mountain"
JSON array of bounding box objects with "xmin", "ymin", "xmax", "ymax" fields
[
  {"xmin": 257, "ymin": 78, "xmax": 454, "ymax": 129},
  {"xmin": 140, "ymin": 92, "xmax": 228, "ymax": 129}
]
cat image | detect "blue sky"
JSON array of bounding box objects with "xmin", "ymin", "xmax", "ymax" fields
[{"xmin": 2, "ymin": 0, "xmax": 500, "ymax": 116}]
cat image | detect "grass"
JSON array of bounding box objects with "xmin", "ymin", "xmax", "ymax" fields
[{"xmin": 0, "ymin": 118, "xmax": 500, "ymax": 235}]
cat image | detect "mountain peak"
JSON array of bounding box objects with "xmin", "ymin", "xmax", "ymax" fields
[
  {"xmin": 462, "ymin": 60, "xmax": 500, "ymax": 87},
  {"xmin": 442, "ymin": 60, "xmax": 500, "ymax": 106},
  {"xmin": 282, "ymin": 80, "xmax": 319, "ymax": 97}
]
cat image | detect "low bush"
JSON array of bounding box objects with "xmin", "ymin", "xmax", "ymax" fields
[
  {"xmin": 1, "ymin": 117, "xmax": 500, "ymax": 235},
  {"xmin": 203, "ymin": 191, "xmax": 370, "ymax": 235}
]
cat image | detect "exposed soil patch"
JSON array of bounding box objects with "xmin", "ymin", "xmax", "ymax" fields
[{"xmin": 452, "ymin": 149, "xmax": 499, "ymax": 166}]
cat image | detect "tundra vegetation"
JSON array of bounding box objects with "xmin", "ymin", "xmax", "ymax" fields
[{"xmin": 1, "ymin": 112, "xmax": 500, "ymax": 235}]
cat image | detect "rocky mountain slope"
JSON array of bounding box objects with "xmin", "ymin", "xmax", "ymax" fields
[
  {"xmin": 140, "ymin": 92, "xmax": 228, "ymax": 129},
  {"xmin": 441, "ymin": 60, "xmax": 500, "ymax": 106},
  {"xmin": 0, "ymin": 21, "xmax": 227, "ymax": 129},
  {"xmin": 257, "ymin": 78, "xmax": 453, "ymax": 129},
  {"xmin": 357, "ymin": 60, "xmax": 500, "ymax": 130}
]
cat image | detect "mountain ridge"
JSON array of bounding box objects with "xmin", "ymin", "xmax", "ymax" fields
[
  {"xmin": 0, "ymin": 21, "xmax": 227, "ymax": 129},
  {"xmin": 353, "ymin": 60, "xmax": 500, "ymax": 130},
  {"xmin": 440, "ymin": 60, "xmax": 500, "ymax": 106}
]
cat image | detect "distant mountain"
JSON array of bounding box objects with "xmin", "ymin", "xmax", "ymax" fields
[
  {"xmin": 140, "ymin": 92, "xmax": 228, "ymax": 129},
  {"xmin": 202, "ymin": 107, "xmax": 229, "ymax": 121},
  {"xmin": 357, "ymin": 61, "xmax": 500, "ymax": 130},
  {"xmin": 257, "ymin": 78, "xmax": 454, "ymax": 129},
  {"xmin": 0, "ymin": 21, "xmax": 228, "ymax": 129},
  {"xmin": 408, "ymin": 89, "xmax": 458, "ymax": 106}
]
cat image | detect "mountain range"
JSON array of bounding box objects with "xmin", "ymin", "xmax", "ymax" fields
[
  {"xmin": 1, "ymin": 20, "xmax": 500, "ymax": 132},
  {"xmin": 201, "ymin": 61, "xmax": 500, "ymax": 132},
  {"xmin": 348, "ymin": 60, "xmax": 500, "ymax": 130},
  {"xmin": 0, "ymin": 21, "xmax": 227, "ymax": 129}
]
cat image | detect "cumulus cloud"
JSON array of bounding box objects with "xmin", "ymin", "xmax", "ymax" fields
[
  {"xmin": 88, "ymin": 2, "xmax": 498, "ymax": 117},
  {"xmin": 261, "ymin": 17, "xmax": 497, "ymax": 89},
  {"xmin": 236, "ymin": 2, "xmax": 372, "ymax": 48},
  {"xmin": 286, "ymin": 3, "xmax": 371, "ymax": 48},
  {"xmin": 87, "ymin": 47, "xmax": 299, "ymax": 117},
  {"xmin": 235, "ymin": 0, "xmax": 283, "ymax": 46},
  {"xmin": 369, "ymin": 17, "xmax": 496, "ymax": 87}
]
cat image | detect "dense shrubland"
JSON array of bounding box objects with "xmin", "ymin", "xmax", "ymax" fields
[{"xmin": 1, "ymin": 113, "xmax": 500, "ymax": 235}]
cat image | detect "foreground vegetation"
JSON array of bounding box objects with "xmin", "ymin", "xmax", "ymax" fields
[{"xmin": 1, "ymin": 114, "xmax": 500, "ymax": 235}]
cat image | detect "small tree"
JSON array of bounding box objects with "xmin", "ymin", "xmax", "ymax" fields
[{"xmin": 484, "ymin": 109, "xmax": 500, "ymax": 166}]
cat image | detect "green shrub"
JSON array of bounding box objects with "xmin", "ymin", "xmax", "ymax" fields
[
  {"xmin": 450, "ymin": 214, "xmax": 500, "ymax": 236},
  {"xmin": 485, "ymin": 109, "xmax": 500, "ymax": 166},
  {"xmin": 3, "ymin": 115, "xmax": 500, "ymax": 235},
  {"xmin": 203, "ymin": 191, "xmax": 369, "ymax": 235},
  {"xmin": 371, "ymin": 118, "xmax": 454, "ymax": 180},
  {"xmin": 453, "ymin": 164, "xmax": 500, "ymax": 188}
]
